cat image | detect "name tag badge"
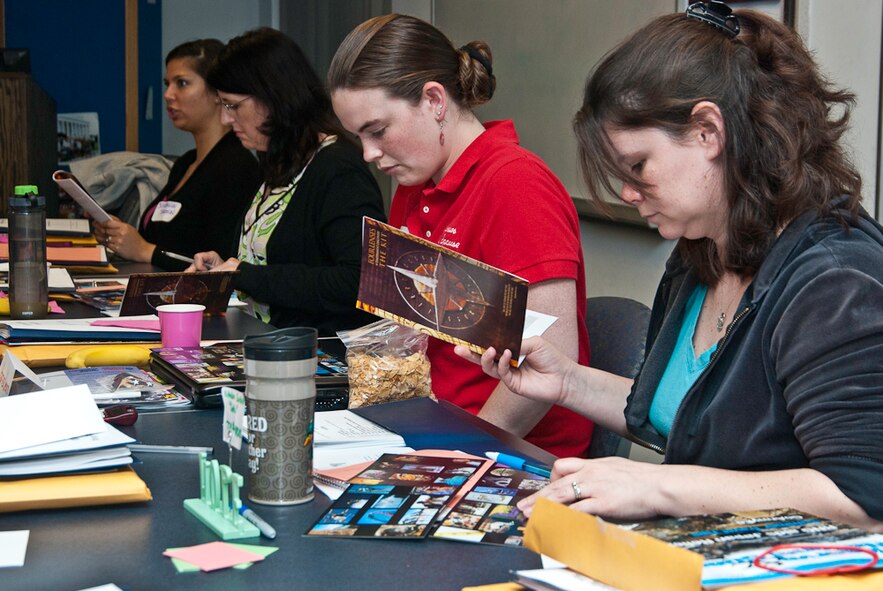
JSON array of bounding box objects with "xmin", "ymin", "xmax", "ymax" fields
[{"xmin": 152, "ymin": 200, "xmax": 183, "ymax": 222}]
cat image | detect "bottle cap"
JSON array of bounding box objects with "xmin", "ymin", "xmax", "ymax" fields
[
  {"xmin": 244, "ymin": 327, "xmax": 317, "ymax": 361},
  {"xmin": 9, "ymin": 194, "xmax": 46, "ymax": 208},
  {"xmin": 14, "ymin": 185, "xmax": 39, "ymax": 195}
]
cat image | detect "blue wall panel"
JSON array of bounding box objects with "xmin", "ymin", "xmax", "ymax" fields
[
  {"xmin": 138, "ymin": 0, "xmax": 162, "ymax": 154},
  {"xmin": 6, "ymin": 0, "xmax": 162, "ymax": 155}
]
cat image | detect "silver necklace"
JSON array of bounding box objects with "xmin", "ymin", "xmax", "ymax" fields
[
  {"xmin": 715, "ymin": 277, "xmax": 747, "ymax": 332},
  {"xmin": 716, "ymin": 311, "xmax": 728, "ymax": 332}
]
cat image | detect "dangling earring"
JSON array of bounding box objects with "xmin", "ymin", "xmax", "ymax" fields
[{"xmin": 437, "ymin": 109, "xmax": 446, "ymax": 146}]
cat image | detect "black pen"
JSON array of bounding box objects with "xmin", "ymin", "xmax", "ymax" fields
[{"xmin": 240, "ymin": 504, "xmax": 276, "ymax": 539}]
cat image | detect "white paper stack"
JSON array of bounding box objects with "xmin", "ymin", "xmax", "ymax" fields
[{"xmin": 0, "ymin": 385, "xmax": 134, "ymax": 476}]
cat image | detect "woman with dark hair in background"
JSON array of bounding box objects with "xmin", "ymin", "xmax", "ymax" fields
[
  {"xmin": 93, "ymin": 39, "xmax": 260, "ymax": 270},
  {"xmin": 461, "ymin": 3, "xmax": 883, "ymax": 529},
  {"xmin": 189, "ymin": 28, "xmax": 385, "ymax": 335},
  {"xmin": 328, "ymin": 14, "xmax": 591, "ymax": 458}
]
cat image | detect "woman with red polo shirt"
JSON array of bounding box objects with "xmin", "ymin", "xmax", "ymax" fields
[{"xmin": 328, "ymin": 13, "xmax": 591, "ymax": 458}]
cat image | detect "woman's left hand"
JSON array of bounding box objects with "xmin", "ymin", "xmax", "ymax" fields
[
  {"xmin": 204, "ymin": 257, "xmax": 241, "ymax": 273},
  {"xmin": 186, "ymin": 252, "xmax": 241, "ymax": 273},
  {"xmin": 517, "ymin": 456, "xmax": 664, "ymax": 520},
  {"xmin": 98, "ymin": 217, "xmax": 155, "ymax": 263}
]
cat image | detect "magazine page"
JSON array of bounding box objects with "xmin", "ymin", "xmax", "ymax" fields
[
  {"xmin": 305, "ymin": 452, "xmax": 483, "ymax": 539},
  {"xmin": 623, "ymin": 508, "xmax": 883, "ymax": 588},
  {"xmin": 432, "ymin": 462, "xmax": 548, "ymax": 547}
]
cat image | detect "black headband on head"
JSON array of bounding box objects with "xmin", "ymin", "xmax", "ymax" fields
[
  {"xmin": 686, "ymin": 1, "xmax": 740, "ymax": 37},
  {"xmin": 461, "ymin": 45, "xmax": 493, "ymax": 78}
]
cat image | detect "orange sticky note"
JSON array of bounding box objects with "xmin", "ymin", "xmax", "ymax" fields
[{"xmin": 163, "ymin": 541, "xmax": 265, "ymax": 572}]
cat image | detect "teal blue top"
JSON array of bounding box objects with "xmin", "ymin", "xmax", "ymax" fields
[{"xmin": 649, "ymin": 285, "xmax": 717, "ymax": 437}]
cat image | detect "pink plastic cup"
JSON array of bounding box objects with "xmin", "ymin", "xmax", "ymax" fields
[{"xmin": 157, "ymin": 304, "xmax": 205, "ymax": 348}]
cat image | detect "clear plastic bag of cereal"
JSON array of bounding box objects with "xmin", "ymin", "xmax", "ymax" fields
[{"xmin": 337, "ymin": 319, "xmax": 435, "ymax": 409}]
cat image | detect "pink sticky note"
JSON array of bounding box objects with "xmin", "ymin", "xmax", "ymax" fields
[
  {"xmin": 91, "ymin": 318, "xmax": 161, "ymax": 331},
  {"xmin": 49, "ymin": 300, "xmax": 66, "ymax": 314},
  {"xmin": 163, "ymin": 541, "xmax": 265, "ymax": 572}
]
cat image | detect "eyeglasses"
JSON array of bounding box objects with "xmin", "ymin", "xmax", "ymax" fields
[{"xmin": 217, "ymin": 95, "xmax": 252, "ymax": 113}]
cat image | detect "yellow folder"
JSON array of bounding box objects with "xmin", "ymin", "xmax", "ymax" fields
[
  {"xmin": 0, "ymin": 466, "xmax": 152, "ymax": 512},
  {"xmin": 0, "ymin": 343, "xmax": 156, "ymax": 368},
  {"xmin": 524, "ymin": 498, "xmax": 704, "ymax": 591}
]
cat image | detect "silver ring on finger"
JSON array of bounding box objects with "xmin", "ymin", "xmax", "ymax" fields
[{"xmin": 571, "ymin": 480, "xmax": 582, "ymax": 501}]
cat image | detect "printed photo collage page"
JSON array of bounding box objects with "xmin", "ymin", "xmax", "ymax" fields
[{"xmin": 306, "ymin": 452, "xmax": 549, "ymax": 545}]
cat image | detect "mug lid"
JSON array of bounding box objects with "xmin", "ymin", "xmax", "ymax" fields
[{"xmin": 243, "ymin": 327, "xmax": 317, "ymax": 361}]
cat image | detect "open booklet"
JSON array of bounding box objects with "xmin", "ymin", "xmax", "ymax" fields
[
  {"xmin": 308, "ymin": 448, "xmax": 548, "ymax": 546},
  {"xmin": 517, "ymin": 502, "xmax": 883, "ymax": 591},
  {"xmin": 357, "ymin": 217, "xmax": 556, "ymax": 365},
  {"xmin": 52, "ymin": 170, "xmax": 112, "ymax": 223},
  {"xmin": 38, "ymin": 366, "xmax": 170, "ymax": 401},
  {"xmin": 622, "ymin": 508, "xmax": 883, "ymax": 588},
  {"xmin": 305, "ymin": 452, "xmax": 487, "ymax": 539}
]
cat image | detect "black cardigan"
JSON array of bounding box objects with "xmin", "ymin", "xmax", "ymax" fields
[
  {"xmin": 141, "ymin": 131, "xmax": 260, "ymax": 271},
  {"xmin": 235, "ymin": 139, "xmax": 386, "ymax": 335}
]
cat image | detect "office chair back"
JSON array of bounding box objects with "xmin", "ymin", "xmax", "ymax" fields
[{"xmin": 584, "ymin": 296, "xmax": 651, "ymax": 458}]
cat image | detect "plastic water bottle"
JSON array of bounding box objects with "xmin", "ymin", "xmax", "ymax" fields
[{"xmin": 8, "ymin": 185, "xmax": 48, "ymax": 319}]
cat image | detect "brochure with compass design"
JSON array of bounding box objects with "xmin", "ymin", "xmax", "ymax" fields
[
  {"xmin": 119, "ymin": 271, "xmax": 237, "ymax": 316},
  {"xmin": 357, "ymin": 218, "xmax": 529, "ymax": 362}
]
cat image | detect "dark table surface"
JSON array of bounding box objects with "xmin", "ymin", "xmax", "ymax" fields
[
  {"xmin": 0, "ymin": 402, "xmax": 548, "ymax": 591},
  {"xmin": 3, "ymin": 262, "xmax": 549, "ymax": 590}
]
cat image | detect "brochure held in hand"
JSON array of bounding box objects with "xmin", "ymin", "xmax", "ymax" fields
[{"xmin": 357, "ymin": 217, "xmax": 529, "ymax": 363}]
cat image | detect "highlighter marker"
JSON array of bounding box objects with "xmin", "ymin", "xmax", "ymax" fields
[{"xmin": 485, "ymin": 451, "xmax": 552, "ymax": 478}]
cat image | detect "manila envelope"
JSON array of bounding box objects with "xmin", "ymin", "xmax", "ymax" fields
[{"xmin": 523, "ymin": 498, "xmax": 703, "ymax": 591}]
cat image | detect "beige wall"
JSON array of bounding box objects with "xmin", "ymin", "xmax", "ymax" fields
[
  {"xmin": 164, "ymin": 0, "xmax": 881, "ymax": 302},
  {"xmin": 797, "ymin": 0, "xmax": 882, "ymax": 221}
]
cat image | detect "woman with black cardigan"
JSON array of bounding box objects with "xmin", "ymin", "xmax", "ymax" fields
[{"xmin": 189, "ymin": 28, "xmax": 385, "ymax": 335}]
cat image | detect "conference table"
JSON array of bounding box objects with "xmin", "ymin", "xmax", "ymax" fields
[
  {"xmin": 2, "ymin": 261, "xmax": 555, "ymax": 590},
  {"xmin": 2, "ymin": 401, "xmax": 553, "ymax": 590}
]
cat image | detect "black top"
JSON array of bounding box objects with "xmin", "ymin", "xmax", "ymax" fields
[
  {"xmin": 141, "ymin": 131, "xmax": 260, "ymax": 271},
  {"xmin": 235, "ymin": 139, "xmax": 386, "ymax": 336}
]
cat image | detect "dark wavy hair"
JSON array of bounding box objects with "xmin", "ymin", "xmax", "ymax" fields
[
  {"xmin": 165, "ymin": 38, "xmax": 224, "ymax": 82},
  {"xmin": 575, "ymin": 9, "xmax": 862, "ymax": 284},
  {"xmin": 207, "ymin": 28, "xmax": 345, "ymax": 187},
  {"xmin": 327, "ymin": 13, "xmax": 495, "ymax": 110}
]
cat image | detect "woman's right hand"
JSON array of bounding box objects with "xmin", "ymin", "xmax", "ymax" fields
[
  {"xmin": 187, "ymin": 251, "xmax": 224, "ymax": 272},
  {"xmin": 455, "ymin": 337, "xmax": 574, "ymax": 407}
]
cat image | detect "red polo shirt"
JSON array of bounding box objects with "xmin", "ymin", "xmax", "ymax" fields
[{"xmin": 389, "ymin": 120, "xmax": 592, "ymax": 458}]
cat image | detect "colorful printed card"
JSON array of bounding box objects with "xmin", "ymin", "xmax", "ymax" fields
[
  {"xmin": 432, "ymin": 462, "xmax": 548, "ymax": 547},
  {"xmin": 305, "ymin": 453, "xmax": 483, "ymax": 539}
]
